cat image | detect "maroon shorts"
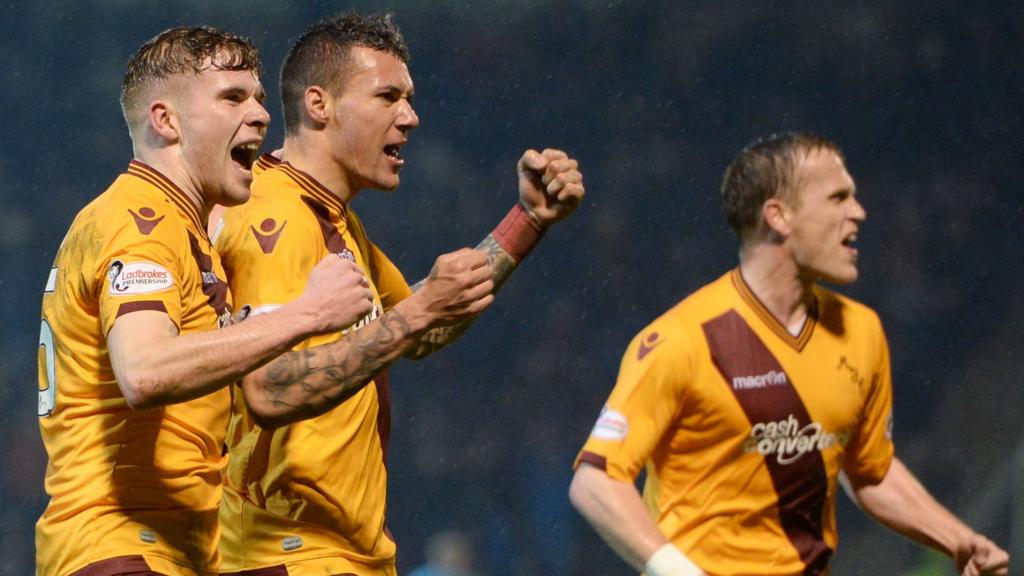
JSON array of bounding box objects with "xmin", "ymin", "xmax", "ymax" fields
[
  {"xmin": 221, "ymin": 567, "xmax": 356, "ymax": 576},
  {"xmin": 220, "ymin": 566, "xmax": 289, "ymax": 576},
  {"xmin": 71, "ymin": 555, "xmax": 166, "ymax": 576}
]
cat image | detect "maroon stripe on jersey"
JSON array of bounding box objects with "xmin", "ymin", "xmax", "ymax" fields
[
  {"xmin": 71, "ymin": 555, "xmax": 159, "ymax": 575},
  {"xmin": 376, "ymin": 370, "xmax": 392, "ymax": 464},
  {"xmin": 702, "ymin": 309, "xmax": 831, "ymax": 575},
  {"xmin": 188, "ymin": 231, "xmax": 230, "ymax": 320},
  {"xmin": 254, "ymin": 152, "xmax": 280, "ymax": 171},
  {"xmin": 300, "ymin": 195, "xmax": 350, "ymax": 254},
  {"xmin": 577, "ymin": 450, "xmax": 608, "ymax": 471},
  {"xmin": 116, "ymin": 300, "xmax": 168, "ymax": 318}
]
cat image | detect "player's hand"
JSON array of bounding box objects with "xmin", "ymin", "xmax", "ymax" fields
[
  {"xmin": 413, "ymin": 248, "xmax": 494, "ymax": 325},
  {"xmin": 517, "ymin": 148, "xmax": 584, "ymax": 228},
  {"xmin": 956, "ymin": 533, "xmax": 1009, "ymax": 576},
  {"xmin": 298, "ymin": 254, "xmax": 374, "ymax": 334}
]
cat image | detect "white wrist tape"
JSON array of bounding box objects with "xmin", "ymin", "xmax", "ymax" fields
[{"xmin": 644, "ymin": 543, "xmax": 703, "ymax": 576}]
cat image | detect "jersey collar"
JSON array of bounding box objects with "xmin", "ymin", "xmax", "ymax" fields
[
  {"xmin": 256, "ymin": 153, "xmax": 346, "ymax": 216},
  {"xmin": 730, "ymin": 267, "xmax": 817, "ymax": 351}
]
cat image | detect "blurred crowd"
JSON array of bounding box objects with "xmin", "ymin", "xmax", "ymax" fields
[{"xmin": 1, "ymin": 2, "xmax": 1021, "ymax": 574}]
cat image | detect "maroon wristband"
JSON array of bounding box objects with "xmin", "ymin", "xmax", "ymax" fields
[{"xmin": 492, "ymin": 204, "xmax": 545, "ymax": 261}]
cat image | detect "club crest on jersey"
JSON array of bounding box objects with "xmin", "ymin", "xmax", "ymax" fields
[
  {"xmin": 742, "ymin": 414, "xmax": 849, "ymax": 465},
  {"xmin": 590, "ymin": 405, "xmax": 629, "ymax": 440},
  {"xmin": 128, "ymin": 207, "xmax": 165, "ymax": 235},
  {"xmin": 108, "ymin": 260, "xmax": 174, "ymax": 295},
  {"xmin": 250, "ymin": 218, "xmax": 287, "ymax": 254},
  {"xmin": 337, "ymin": 248, "xmax": 355, "ymax": 261}
]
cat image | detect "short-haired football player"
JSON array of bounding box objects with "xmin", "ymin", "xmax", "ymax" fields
[
  {"xmin": 36, "ymin": 26, "xmax": 372, "ymax": 575},
  {"xmin": 212, "ymin": 11, "xmax": 584, "ymax": 576},
  {"xmin": 570, "ymin": 133, "xmax": 1009, "ymax": 576}
]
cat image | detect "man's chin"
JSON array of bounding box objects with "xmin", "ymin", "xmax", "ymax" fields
[
  {"xmin": 217, "ymin": 185, "xmax": 252, "ymax": 207},
  {"xmin": 373, "ymin": 177, "xmax": 401, "ymax": 192},
  {"xmin": 820, "ymin": 268, "xmax": 859, "ymax": 286}
]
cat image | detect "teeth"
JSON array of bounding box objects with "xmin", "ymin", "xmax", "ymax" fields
[{"xmin": 236, "ymin": 142, "xmax": 260, "ymax": 151}]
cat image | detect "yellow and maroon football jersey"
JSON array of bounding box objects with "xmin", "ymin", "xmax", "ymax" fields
[
  {"xmin": 575, "ymin": 269, "xmax": 894, "ymax": 576},
  {"xmin": 214, "ymin": 155, "xmax": 411, "ymax": 575},
  {"xmin": 36, "ymin": 161, "xmax": 233, "ymax": 575}
]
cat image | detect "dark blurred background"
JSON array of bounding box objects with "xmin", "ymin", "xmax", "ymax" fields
[{"xmin": 2, "ymin": 1, "xmax": 1022, "ymax": 574}]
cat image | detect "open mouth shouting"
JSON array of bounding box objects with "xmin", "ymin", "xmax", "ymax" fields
[
  {"xmin": 384, "ymin": 142, "xmax": 405, "ymax": 167},
  {"xmin": 231, "ymin": 141, "xmax": 261, "ymax": 173},
  {"xmin": 841, "ymin": 231, "xmax": 858, "ymax": 257}
]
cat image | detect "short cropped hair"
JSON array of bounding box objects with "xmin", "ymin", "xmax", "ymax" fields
[
  {"xmin": 280, "ymin": 11, "xmax": 410, "ymax": 135},
  {"xmin": 120, "ymin": 26, "xmax": 262, "ymax": 132},
  {"xmin": 721, "ymin": 132, "xmax": 844, "ymax": 245}
]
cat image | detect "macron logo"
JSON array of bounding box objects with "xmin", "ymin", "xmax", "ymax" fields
[{"xmin": 732, "ymin": 370, "xmax": 788, "ymax": 390}]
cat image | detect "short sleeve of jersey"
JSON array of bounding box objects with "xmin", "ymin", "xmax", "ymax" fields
[
  {"xmin": 366, "ymin": 241, "xmax": 411, "ymax": 311},
  {"xmin": 575, "ymin": 318, "xmax": 692, "ymax": 482},
  {"xmin": 345, "ymin": 210, "xmax": 411, "ymax": 311},
  {"xmin": 842, "ymin": 313, "xmax": 895, "ymax": 485},
  {"xmin": 98, "ymin": 214, "xmax": 184, "ymax": 336}
]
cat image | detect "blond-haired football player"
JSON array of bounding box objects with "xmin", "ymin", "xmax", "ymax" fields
[
  {"xmin": 212, "ymin": 11, "xmax": 584, "ymax": 576},
  {"xmin": 570, "ymin": 133, "xmax": 1009, "ymax": 576},
  {"xmin": 36, "ymin": 27, "xmax": 373, "ymax": 576}
]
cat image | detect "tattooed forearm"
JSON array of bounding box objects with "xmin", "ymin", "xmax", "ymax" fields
[
  {"xmin": 408, "ymin": 233, "xmax": 520, "ymax": 358},
  {"xmin": 251, "ymin": 309, "xmax": 417, "ymax": 426},
  {"xmin": 479, "ymin": 233, "xmax": 519, "ymax": 292}
]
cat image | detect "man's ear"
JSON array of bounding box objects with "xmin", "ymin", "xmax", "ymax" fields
[
  {"xmin": 304, "ymin": 85, "xmax": 331, "ymax": 127},
  {"xmin": 762, "ymin": 197, "xmax": 792, "ymax": 238},
  {"xmin": 147, "ymin": 100, "xmax": 180, "ymax": 144}
]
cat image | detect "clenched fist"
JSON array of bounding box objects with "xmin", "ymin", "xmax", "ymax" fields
[
  {"xmin": 298, "ymin": 254, "xmax": 375, "ymax": 334},
  {"xmin": 412, "ymin": 248, "xmax": 495, "ymax": 326},
  {"xmin": 518, "ymin": 148, "xmax": 585, "ymax": 227}
]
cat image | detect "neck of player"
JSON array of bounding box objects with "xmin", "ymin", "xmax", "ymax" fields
[
  {"xmin": 739, "ymin": 243, "xmax": 814, "ymax": 335},
  {"xmin": 280, "ymin": 136, "xmax": 357, "ymax": 204}
]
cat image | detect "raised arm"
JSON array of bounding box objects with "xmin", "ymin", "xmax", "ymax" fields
[
  {"xmin": 843, "ymin": 457, "xmax": 1009, "ymax": 575},
  {"xmin": 107, "ymin": 254, "xmax": 374, "ymax": 410},
  {"xmin": 407, "ymin": 147, "xmax": 585, "ymax": 358},
  {"xmin": 237, "ymin": 148, "xmax": 584, "ymax": 427}
]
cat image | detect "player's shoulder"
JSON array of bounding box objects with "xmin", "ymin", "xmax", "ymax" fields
[
  {"xmin": 628, "ymin": 276, "xmax": 727, "ymax": 351},
  {"xmin": 82, "ymin": 173, "xmax": 191, "ymax": 242},
  {"xmin": 660, "ymin": 271, "xmax": 737, "ymax": 326},
  {"xmin": 220, "ymin": 187, "xmax": 317, "ymax": 238},
  {"xmin": 813, "ymin": 283, "xmax": 884, "ymax": 332}
]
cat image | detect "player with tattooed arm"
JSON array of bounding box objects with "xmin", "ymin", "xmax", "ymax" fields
[{"xmin": 212, "ymin": 11, "xmax": 584, "ymax": 576}]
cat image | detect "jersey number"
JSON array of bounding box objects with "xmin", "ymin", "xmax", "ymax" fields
[{"xmin": 38, "ymin": 319, "xmax": 56, "ymax": 416}]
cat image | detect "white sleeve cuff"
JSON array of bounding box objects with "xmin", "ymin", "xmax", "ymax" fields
[{"xmin": 644, "ymin": 543, "xmax": 703, "ymax": 576}]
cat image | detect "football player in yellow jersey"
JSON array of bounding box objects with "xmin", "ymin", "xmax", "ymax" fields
[
  {"xmin": 570, "ymin": 133, "xmax": 1009, "ymax": 576},
  {"xmin": 212, "ymin": 11, "xmax": 584, "ymax": 576},
  {"xmin": 36, "ymin": 27, "xmax": 375, "ymax": 576}
]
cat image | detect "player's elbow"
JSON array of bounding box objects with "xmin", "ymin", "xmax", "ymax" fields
[
  {"xmin": 242, "ymin": 384, "xmax": 308, "ymax": 429},
  {"xmin": 116, "ymin": 368, "xmax": 166, "ymax": 410},
  {"xmin": 248, "ymin": 405, "xmax": 297, "ymax": 429},
  {"xmin": 569, "ymin": 465, "xmax": 599, "ymax": 515}
]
